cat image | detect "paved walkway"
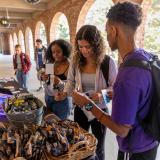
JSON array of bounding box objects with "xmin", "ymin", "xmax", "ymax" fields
[{"xmin": 0, "ymin": 54, "xmax": 159, "ymax": 160}]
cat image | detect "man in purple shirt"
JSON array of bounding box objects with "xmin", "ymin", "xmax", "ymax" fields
[{"xmin": 72, "ymin": 2, "xmax": 158, "ymax": 160}]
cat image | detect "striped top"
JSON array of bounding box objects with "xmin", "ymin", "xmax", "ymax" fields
[{"xmin": 81, "ymin": 73, "xmax": 95, "ymax": 93}]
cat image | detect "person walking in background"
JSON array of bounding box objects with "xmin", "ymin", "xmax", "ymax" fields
[
  {"xmin": 55, "ymin": 25, "xmax": 117, "ymax": 160},
  {"xmin": 13, "ymin": 44, "xmax": 31, "ymax": 90},
  {"xmin": 34, "ymin": 39, "xmax": 47, "ymax": 91},
  {"xmin": 72, "ymin": 2, "xmax": 159, "ymax": 160},
  {"xmin": 41, "ymin": 39, "xmax": 72, "ymax": 120}
]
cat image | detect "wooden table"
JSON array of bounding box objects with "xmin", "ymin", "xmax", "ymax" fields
[{"xmin": 0, "ymin": 77, "xmax": 28, "ymax": 95}]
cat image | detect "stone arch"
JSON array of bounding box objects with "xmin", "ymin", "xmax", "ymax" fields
[
  {"xmin": 50, "ymin": 12, "xmax": 70, "ymax": 42},
  {"xmin": 18, "ymin": 30, "xmax": 25, "ymax": 53},
  {"xmin": 35, "ymin": 21, "xmax": 47, "ymax": 47},
  {"xmin": 25, "ymin": 27, "xmax": 34, "ymax": 60},
  {"xmin": 9, "ymin": 34, "xmax": 14, "ymax": 55},
  {"xmin": 76, "ymin": 0, "xmax": 117, "ymax": 61},
  {"xmin": 84, "ymin": 0, "xmax": 113, "ymax": 32},
  {"xmin": 76, "ymin": 0, "xmax": 95, "ymax": 31}
]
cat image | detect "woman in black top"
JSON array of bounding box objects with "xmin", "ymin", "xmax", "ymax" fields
[{"xmin": 42, "ymin": 39, "xmax": 72, "ymax": 119}]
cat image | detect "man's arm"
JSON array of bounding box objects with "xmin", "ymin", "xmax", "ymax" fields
[
  {"xmin": 13, "ymin": 55, "xmax": 16, "ymax": 69},
  {"xmin": 72, "ymin": 91, "xmax": 131, "ymax": 138},
  {"xmin": 34, "ymin": 48, "xmax": 37, "ymax": 62},
  {"xmin": 25, "ymin": 54, "xmax": 31, "ymax": 71},
  {"xmin": 91, "ymin": 104, "xmax": 131, "ymax": 137}
]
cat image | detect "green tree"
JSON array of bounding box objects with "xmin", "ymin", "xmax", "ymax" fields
[
  {"xmin": 144, "ymin": 0, "xmax": 160, "ymax": 57},
  {"xmin": 57, "ymin": 23, "xmax": 69, "ymax": 41},
  {"xmin": 40, "ymin": 24, "xmax": 47, "ymax": 47},
  {"xmin": 55, "ymin": 14, "xmax": 70, "ymax": 41},
  {"xmin": 85, "ymin": 0, "xmax": 118, "ymax": 62}
]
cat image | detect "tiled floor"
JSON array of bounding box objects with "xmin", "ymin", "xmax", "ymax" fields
[{"xmin": 0, "ymin": 54, "xmax": 159, "ymax": 160}]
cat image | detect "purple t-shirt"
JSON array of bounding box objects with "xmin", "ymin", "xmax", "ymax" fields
[{"xmin": 111, "ymin": 49, "xmax": 158, "ymax": 153}]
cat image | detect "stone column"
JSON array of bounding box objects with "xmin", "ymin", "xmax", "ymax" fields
[
  {"xmin": 0, "ymin": 33, "xmax": 10, "ymax": 55},
  {"xmin": 136, "ymin": 0, "xmax": 151, "ymax": 48}
]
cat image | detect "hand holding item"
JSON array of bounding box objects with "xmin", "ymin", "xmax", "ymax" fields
[
  {"xmin": 50, "ymin": 75, "xmax": 62, "ymax": 85},
  {"xmin": 41, "ymin": 73, "xmax": 49, "ymax": 82},
  {"xmin": 72, "ymin": 91, "xmax": 90, "ymax": 107},
  {"xmin": 91, "ymin": 92, "xmax": 103, "ymax": 104},
  {"xmin": 54, "ymin": 91, "xmax": 67, "ymax": 101},
  {"xmin": 45, "ymin": 63, "xmax": 54, "ymax": 75},
  {"xmin": 107, "ymin": 90, "xmax": 113, "ymax": 100},
  {"xmin": 101, "ymin": 89, "xmax": 111, "ymax": 104}
]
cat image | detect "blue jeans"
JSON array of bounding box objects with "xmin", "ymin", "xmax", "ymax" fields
[
  {"xmin": 16, "ymin": 70, "xmax": 28, "ymax": 89},
  {"xmin": 45, "ymin": 95, "xmax": 71, "ymax": 120}
]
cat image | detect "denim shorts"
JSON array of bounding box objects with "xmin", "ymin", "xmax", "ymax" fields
[{"xmin": 45, "ymin": 95, "xmax": 71, "ymax": 120}]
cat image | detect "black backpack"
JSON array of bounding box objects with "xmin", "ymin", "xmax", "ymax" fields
[
  {"xmin": 122, "ymin": 55, "xmax": 160, "ymax": 141},
  {"xmin": 100, "ymin": 55, "xmax": 110, "ymax": 87}
]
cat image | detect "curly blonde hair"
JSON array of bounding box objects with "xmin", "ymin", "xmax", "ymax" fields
[{"xmin": 72, "ymin": 25, "xmax": 105, "ymax": 68}]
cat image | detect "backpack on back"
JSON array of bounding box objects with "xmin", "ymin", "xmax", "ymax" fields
[
  {"xmin": 122, "ymin": 55, "xmax": 160, "ymax": 141},
  {"xmin": 100, "ymin": 55, "xmax": 110, "ymax": 87}
]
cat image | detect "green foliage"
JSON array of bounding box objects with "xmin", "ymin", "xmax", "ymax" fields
[
  {"xmin": 39, "ymin": 24, "xmax": 47, "ymax": 47},
  {"xmin": 55, "ymin": 14, "xmax": 70, "ymax": 41},
  {"xmin": 144, "ymin": 1, "xmax": 160, "ymax": 57},
  {"xmin": 57, "ymin": 23, "xmax": 69, "ymax": 41},
  {"xmin": 85, "ymin": 0, "xmax": 118, "ymax": 62}
]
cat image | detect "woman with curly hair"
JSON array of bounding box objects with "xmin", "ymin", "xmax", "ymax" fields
[
  {"xmin": 41, "ymin": 39, "xmax": 72, "ymax": 120},
  {"xmin": 55, "ymin": 25, "xmax": 117, "ymax": 159}
]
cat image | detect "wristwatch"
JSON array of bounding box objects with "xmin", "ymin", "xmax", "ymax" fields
[{"xmin": 85, "ymin": 102, "xmax": 94, "ymax": 111}]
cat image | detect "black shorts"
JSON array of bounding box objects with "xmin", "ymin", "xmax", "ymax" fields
[{"xmin": 117, "ymin": 145, "xmax": 158, "ymax": 160}]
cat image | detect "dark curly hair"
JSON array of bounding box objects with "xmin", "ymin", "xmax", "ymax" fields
[
  {"xmin": 46, "ymin": 39, "xmax": 72, "ymax": 63},
  {"xmin": 106, "ymin": 2, "xmax": 142, "ymax": 30},
  {"xmin": 73, "ymin": 25, "xmax": 105, "ymax": 68},
  {"xmin": 36, "ymin": 39, "xmax": 42, "ymax": 43}
]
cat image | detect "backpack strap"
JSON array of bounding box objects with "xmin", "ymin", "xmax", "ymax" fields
[
  {"xmin": 121, "ymin": 59, "xmax": 151, "ymax": 71},
  {"xmin": 100, "ymin": 55, "xmax": 110, "ymax": 87},
  {"xmin": 121, "ymin": 58, "xmax": 152, "ymax": 115},
  {"xmin": 121, "ymin": 58, "xmax": 154, "ymax": 144}
]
